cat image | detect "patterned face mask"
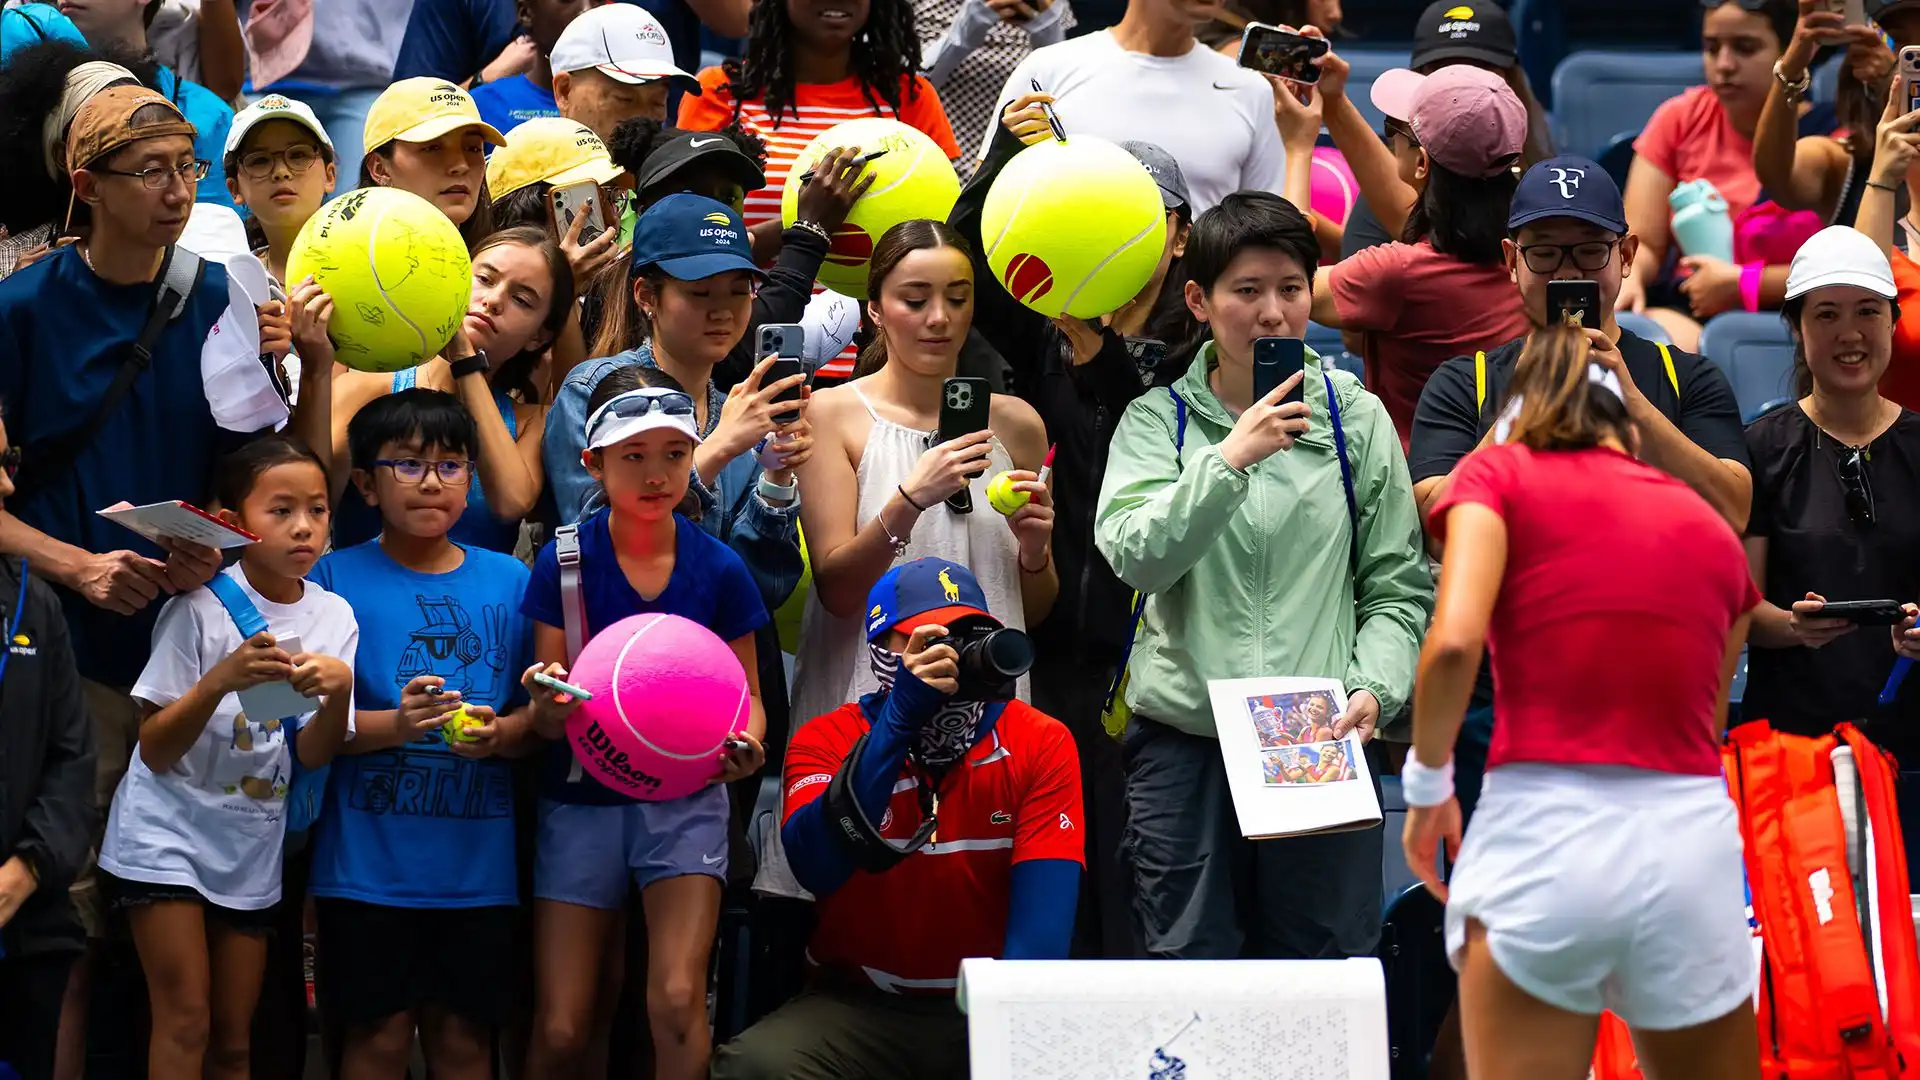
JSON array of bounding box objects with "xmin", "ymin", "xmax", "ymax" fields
[{"xmin": 869, "ymin": 642, "xmax": 986, "ymax": 770}]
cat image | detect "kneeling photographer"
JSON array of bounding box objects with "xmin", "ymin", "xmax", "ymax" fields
[{"xmin": 711, "ymin": 558, "xmax": 1085, "ymax": 1080}]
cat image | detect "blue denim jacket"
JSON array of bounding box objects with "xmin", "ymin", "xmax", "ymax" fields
[{"xmin": 541, "ymin": 345, "xmax": 803, "ymax": 612}]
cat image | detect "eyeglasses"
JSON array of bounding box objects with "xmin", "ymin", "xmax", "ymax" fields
[
  {"xmin": 1382, "ymin": 120, "xmax": 1420, "ymax": 148},
  {"xmin": 373, "ymin": 458, "xmax": 475, "ymax": 485},
  {"xmin": 1838, "ymin": 446, "xmax": 1876, "ymax": 528},
  {"xmin": 0, "ymin": 446, "xmax": 17, "ymax": 480},
  {"xmin": 237, "ymin": 146, "xmax": 322, "ymax": 179},
  {"xmin": 1518, "ymin": 240, "xmax": 1621, "ymax": 274},
  {"xmin": 94, "ymin": 159, "xmax": 210, "ymax": 190}
]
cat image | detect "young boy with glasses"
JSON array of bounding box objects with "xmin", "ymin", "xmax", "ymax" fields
[{"xmin": 304, "ymin": 388, "xmax": 541, "ymax": 1080}]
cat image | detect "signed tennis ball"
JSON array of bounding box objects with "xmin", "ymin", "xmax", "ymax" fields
[
  {"xmin": 285, "ymin": 187, "xmax": 472, "ymax": 372},
  {"xmin": 779, "ymin": 117, "xmax": 961, "ymax": 295},
  {"xmin": 986, "ymin": 471, "xmax": 1030, "ymax": 516},
  {"xmin": 980, "ymin": 135, "xmax": 1166, "ymax": 318},
  {"xmin": 441, "ymin": 704, "xmax": 481, "ymax": 745}
]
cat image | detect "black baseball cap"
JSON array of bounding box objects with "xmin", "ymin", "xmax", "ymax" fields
[
  {"xmin": 1410, "ymin": 2, "xmax": 1518, "ymax": 71},
  {"xmin": 636, "ymin": 131, "xmax": 765, "ymax": 195}
]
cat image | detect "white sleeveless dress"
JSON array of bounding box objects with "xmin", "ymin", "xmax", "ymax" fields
[{"xmin": 755, "ymin": 383, "xmax": 1031, "ymax": 897}]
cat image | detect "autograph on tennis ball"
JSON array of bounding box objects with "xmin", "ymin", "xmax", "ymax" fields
[{"xmin": 986, "ymin": 471, "xmax": 1031, "ymax": 516}]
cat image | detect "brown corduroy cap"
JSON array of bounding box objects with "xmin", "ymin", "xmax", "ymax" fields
[{"xmin": 66, "ymin": 84, "xmax": 197, "ymax": 174}]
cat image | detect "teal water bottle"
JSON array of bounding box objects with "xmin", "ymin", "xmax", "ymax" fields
[{"xmin": 1669, "ymin": 178, "xmax": 1734, "ymax": 263}]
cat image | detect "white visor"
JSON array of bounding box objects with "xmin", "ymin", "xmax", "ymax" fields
[{"xmin": 584, "ymin": 387, "xmax": 703, "ymax": 451}]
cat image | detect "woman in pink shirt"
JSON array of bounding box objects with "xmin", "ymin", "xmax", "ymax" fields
[
  {"xmin": 1619, "ymin": 0, "xmax": 1818, "ymax": 352},
  {"xmin": 1405, "ymin": 323, "xmax": 1762, "ymax": 1080}
]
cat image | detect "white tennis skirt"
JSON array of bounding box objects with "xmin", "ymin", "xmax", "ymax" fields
[{"xmin": 1444, "ymin": 763, "xmax": 1756, "ymax": 1031}]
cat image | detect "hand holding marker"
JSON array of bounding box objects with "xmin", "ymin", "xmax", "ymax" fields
[{"xmin": 798, "ymin": 149, "xmax": 889, "ymax": 184}]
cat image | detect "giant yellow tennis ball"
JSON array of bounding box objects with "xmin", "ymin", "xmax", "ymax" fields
[
  {"xmin": 981, "ymin": 136, "xmax": 1167, "ymax": 319},
  {"xmin": 781, "ymin": 117, "xmax": 960, "ymax": 295},
  {"xmin": 285, "ymin": 187, "xmax": 473, "ymax": 372}
]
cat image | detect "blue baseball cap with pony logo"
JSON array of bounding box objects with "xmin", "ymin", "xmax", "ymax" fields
[{"xmin": 865, "ymin": 558, "xmax": 998, "ymax": 642}]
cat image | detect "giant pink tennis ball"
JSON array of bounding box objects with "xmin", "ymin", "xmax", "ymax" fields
[
  {"xmin": 565, "ymin": 613, "xmax": 748, "ymax": 801},
  {"xmin": 1311, "ymin": 146, "xmax": 1359, "ymax": 228}
]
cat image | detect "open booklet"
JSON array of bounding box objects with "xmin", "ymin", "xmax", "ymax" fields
[
  {"xmin": 1208, "ymin": 677, "xmax": 1383, "ymax": 839},
  {"xmin": 98, "ymin": 501, "xmax": 258, "ymax": 549}
]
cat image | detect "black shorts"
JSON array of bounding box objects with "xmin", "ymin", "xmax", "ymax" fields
[
  {"xmin": 314, "ymin": 898, "xmax": 518, "ymax": 1028},
  {"xmin": 101, "ymin": 872, "xmax": 277, "ymax": 937}
]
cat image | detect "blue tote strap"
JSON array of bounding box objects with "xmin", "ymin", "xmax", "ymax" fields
[
  {"xmin": 1106, "ymin": 388, "xmax": 1188, "ymax": 714},
  {"xmin": 204, "ymin": 573, "xmax": 270, "ymax": 639},
  {"xmin": 1324, "ymin": 370, "xmax": 1361, "ymax": 574}
]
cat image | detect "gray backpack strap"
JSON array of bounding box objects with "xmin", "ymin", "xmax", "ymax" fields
[
  {"xmin": 555, "ymin": 524, "xmax": 585, "ymax": 664},
  {"xmin": 159, "ymin": 246, "xmax": 202, "ymax": 320}
]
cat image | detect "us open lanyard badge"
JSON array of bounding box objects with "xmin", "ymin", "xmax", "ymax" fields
[{"xmin": 0, "ymin": 559, "xmax": 27, "ymax": 960}]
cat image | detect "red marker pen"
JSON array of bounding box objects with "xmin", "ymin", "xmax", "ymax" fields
[{"xmin": 1037, "ymin": 444, "xmax": 1056, "ymax": 487}]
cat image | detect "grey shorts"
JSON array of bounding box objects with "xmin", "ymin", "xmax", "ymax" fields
[
  {"xmin": 533, "ymin": 787, "xmax": 730, "ymax": 909},
  {"xmin": 1121, "ymin": 714, "xmax": 1384, "ymax": 960}
]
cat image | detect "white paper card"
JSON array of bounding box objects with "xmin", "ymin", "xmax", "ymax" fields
[
  {"xmin": 97, "ymin": 501, "xmax": 257, "ymax": 549},
  {"xmin": 1208, "ymin": 676, "xmax": 1382, "ymax": 840},
  {"xmin": 235, "ymin": 633, "xmax": 313, "ymax": 722},
  {"xmin": 960, "ymin": 957, "xmax": 1390, "ymax": 1080}
]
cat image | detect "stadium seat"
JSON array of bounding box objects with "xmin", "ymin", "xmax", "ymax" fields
[
  {"xmin": 1340, "ymin": 49, "xmax": 1414, "ymax": 138},
  {"xmin": 1380, "ymin": 776, "xmax": 1417, "ymax": 905},
  {"xmin": 1550, "ymin": 51, "xmax": 1701, "ymax": 159},
  {"xmin": 1697, "ymin": 312, "xmax": 1798, "ymax": 422},
  {"xmin": 1597, "ymin": 129, "xmax": 1638, "ymax": 189},
  {"xmin": 1306, "ymin": 320, "xmax": 1344, "ymax": 357},
  {"xmin": 1513, "ymin": 0, "xmax": 1704, "ymax": 109},
  {"xmin": 1332, "ymin": 351, "xmax": 1367, "ymax": 384},
  {"xmin": 1616, "ymin": 310, "xmax": 1673, "ymax": 345}
]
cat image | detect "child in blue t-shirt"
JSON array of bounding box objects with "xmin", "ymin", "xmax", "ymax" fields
[
  {"xmin": 520, "ymin": 365, "xmax": 769, "ymax": 1079},
  {"xmin": 306, "ymin": 389, "xmax": 538, "ymax": 1078}
]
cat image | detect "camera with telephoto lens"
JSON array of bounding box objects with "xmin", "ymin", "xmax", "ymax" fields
[{"xmin": 930, "ymin": 618, "xmax": 1034, "ymax": 702}]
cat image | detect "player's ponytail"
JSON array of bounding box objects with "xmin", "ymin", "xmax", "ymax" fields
[{"xmin": 1496, "ymin": 323, "xmax": 1637, "ymax": 454}]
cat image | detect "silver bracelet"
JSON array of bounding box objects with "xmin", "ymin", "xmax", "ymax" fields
[
  {"xmin": 791, "ymin": 220, "xmax": 830, "ymax": 243},
  {"xmin": 878, "ymin": 508, "xmax": 911, "ymax": 560}
]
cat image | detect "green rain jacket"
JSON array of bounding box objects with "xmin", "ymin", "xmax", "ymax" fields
[{"xmin": 1094, "ymin": 344, "xmax": 1434, "ymax": 737}]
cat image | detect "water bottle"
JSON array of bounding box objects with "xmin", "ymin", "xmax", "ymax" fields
[{"xmin": 1669, "ymin": 179, "xmax": 1735, "ymax": 263}]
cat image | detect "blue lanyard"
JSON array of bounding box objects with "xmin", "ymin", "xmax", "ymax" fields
[{"xmin": 0, "ymin": 558, "xmax": 29, "ymax": 690}]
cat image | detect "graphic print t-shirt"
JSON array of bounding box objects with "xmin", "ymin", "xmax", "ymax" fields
[
  {"xmin": 101, "ymin": 566, "xmax": 360, "ymax": 910},
  {"xmin": 522, "ymin": 510, "xmax": 769, "ymax": 805},
  {"xmin": 308, "ymin": 542, "xmax": 532, "ymax": 907}
]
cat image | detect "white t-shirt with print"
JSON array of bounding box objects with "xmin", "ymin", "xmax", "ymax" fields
[
  {"xmin": 986, "ymin": 30, "xmax": 1288, "ymax": 215},
  {"xmin": 100, "ymin": 565, "xmax": 358, "ymax": 910}
]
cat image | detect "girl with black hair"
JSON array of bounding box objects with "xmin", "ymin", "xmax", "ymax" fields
[
  {"xmin": 1095, "ymin": 191, "xmax": 1430, "ymax": 963},
  {"xmin": 677, "ymin": 0, "xmax": 962, "ymax": 379},
  {"xmin": 1295, "ymin": 62, "xmax": 1531, "ymax": 448}
]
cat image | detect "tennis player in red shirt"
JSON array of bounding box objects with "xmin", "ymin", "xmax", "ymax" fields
[
  {"xmin": 1405, "ymin": 323, "xmax": 1762, "ymax": 1080},
  {"xmin": 710, "ymin": 557, "xmax": 1083, "ymax": 1080}
]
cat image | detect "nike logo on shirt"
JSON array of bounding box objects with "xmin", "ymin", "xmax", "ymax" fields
[{"xmin": 1212, "ymin": 81, "xmax": 1238, "ymax": 90}]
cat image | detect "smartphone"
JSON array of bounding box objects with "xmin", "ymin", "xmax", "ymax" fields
[
  {"xmin": 1546, "ymin": 279, "xmax": 1603, "ymax": 329},
  {"xmin": 938, "ymin": 376, "xmax": 993, "ymax": 513},
  {"xmin": 550, "ymin": 180, "xmax": 607, "ymax": 245},
  {"xmin": 1903, "ymin": 47, "xmax": 1920, "ymax": 114},
  {"xmin": 1237, "ymin": 23, "xmax": 1330, "ymax": 85},
  {"xmin": 1253, "ymin": 337, "xmax": 1306, "ymax": 406},
  {"xmin": 1818, "ymin": 600, "xmax": 1911, "ymax": 626},
  {"xmin": 757, "ymin": 323, "xmax": 806, "ymax": 424}
]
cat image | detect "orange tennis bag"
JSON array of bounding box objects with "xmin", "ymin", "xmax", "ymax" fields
[{"xmin": 1592, "ymin": 722, "xmax": 1920, "ymax": 1079}]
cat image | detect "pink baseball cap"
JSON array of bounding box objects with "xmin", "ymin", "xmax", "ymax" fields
[{"xmin": 1369, "ymin": 65, "xmax": 1525, "ymax": 178}]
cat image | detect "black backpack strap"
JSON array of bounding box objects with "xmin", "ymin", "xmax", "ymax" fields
[{"xmin": 13, "ymin": 246, "xmax": 202, "ymax": 503}]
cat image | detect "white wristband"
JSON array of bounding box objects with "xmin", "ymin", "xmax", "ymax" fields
[{"xmin": 1400, "ymin": 756, "xmax": 1455, "ymax": 808}]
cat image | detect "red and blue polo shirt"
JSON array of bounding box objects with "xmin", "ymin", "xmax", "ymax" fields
[{"xmin": 782, "ymin": 699, "xmax": 1085, "ymax": 994}]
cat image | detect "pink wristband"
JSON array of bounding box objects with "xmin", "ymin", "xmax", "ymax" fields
[{"xmin": 1740, "ymin": 262, "xmax": 1764, "ymax": 313}]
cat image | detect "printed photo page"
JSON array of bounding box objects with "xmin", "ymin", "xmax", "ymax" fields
[{"xmin": 1208, "ymin": 677, "xmax": 1382, "ymax": 839}]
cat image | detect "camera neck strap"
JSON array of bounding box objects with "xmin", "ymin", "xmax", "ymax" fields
[{"xmin": 823, "ymin": 729, "xmax": 952, "ymax": 874}]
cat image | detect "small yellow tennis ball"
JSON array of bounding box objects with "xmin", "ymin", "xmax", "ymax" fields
[
  {"xmin": 780, "ymin": 117, "xmax": 961, "ymax": 295},
  {"xmin": 987, "ymin": 472, "xmax": 1030, "ymax": 516},
  {"xmin": 980, "ymin": 136, "xmax": 1167, "ymax": 319},
  {"xmin": 441, "ymin": 704, "xmax": 481, "ymax": 745},
  {"xmin": 285, "ymin": 187, "xmax": 473, "ymax": 372}
]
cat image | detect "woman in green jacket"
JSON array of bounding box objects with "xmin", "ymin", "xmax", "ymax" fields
[{"xmin": 1095, "ymin": 192, "xmax": 1433, "ymax": 959}]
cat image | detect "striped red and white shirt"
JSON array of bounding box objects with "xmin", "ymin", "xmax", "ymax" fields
[{"xmin": 679, "ymin": 69, "xmax": 961, "ymax": 379}]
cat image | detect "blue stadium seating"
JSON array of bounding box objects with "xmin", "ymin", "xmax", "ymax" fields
[
  {"xmin": 1305, "ymin": 320, "xmax": 1344, "ymax": 357},
  {"xmin": 1550, "ymin": 51, "xmax": 1702, "ymax": 160},
  {"xmin": 1341, "ymin": 49, "xmax": 1415, "ymax": 138},
  {"xmin": 1512, "ymin": 0, "xmax": 1704, "ymax": 109},
  {"xmin": 1616, "ymin": 310, "xmax": 1673, "ymax": 346},
  {"xmin": 1597, "ymin": 130, "xmax": 1639, "ymax": 188},
  {"xmin": 1696, "ymin": 312, "xmax": 1799, "ymax": 422}
]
